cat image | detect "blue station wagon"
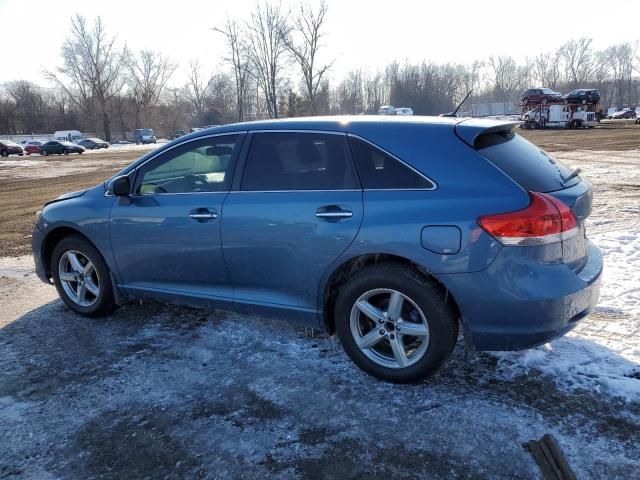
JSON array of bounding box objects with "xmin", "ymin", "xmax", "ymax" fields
[{"xmin": 32, "ymin": 116, "xmax": 603, "ymax": 383}]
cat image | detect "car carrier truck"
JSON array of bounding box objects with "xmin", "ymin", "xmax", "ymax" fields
[{"xmin": 521, "ymin": 104, "xmax": 597, "ymax": 129}]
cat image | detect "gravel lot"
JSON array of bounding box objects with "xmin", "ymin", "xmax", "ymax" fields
[{"xmin": 1, "ymin": 125, "xmax": 639, "ymax": 479}]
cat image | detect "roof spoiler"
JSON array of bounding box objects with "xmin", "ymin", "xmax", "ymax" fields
[{"xmin": 454, "ymin": 119, "xmax": 522, "ymax": 148}]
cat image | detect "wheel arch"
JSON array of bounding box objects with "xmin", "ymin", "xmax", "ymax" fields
[
  {"xmin": 320, "ymin": 253, "xmax": 461, "ymax": 334},
  {"xmin": 41, "ymin": 226, "xmax": 97, "ymax": 278}
]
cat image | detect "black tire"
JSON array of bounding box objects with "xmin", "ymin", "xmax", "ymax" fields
[
  {"xmin": 334, "ymin": 263, "xmax": 459, "ymax": 383},
  {"xmin": 63, "ymin": 149, "xmax": 68, "ymax": 155},
  {"xmin": 42, "ymin": 150, "xmax": 48, "ymax": 156},
  {"xmin": 51, "ymin": 235, "xmax": 115, "ymax": 317},
  {"xmin": 93, "ymin": 145, "xmax": 99, "ymax": 149},
  {"xmin": 0, "ymin": 150, "xmax": 7, "ymax": 157},
  {"xmin": 78, "ymin": 151, "xmax": 83, "ymax": 155}
]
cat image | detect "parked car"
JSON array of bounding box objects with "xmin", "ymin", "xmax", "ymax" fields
[
  {"xmin": 395, "ymin": 107, "xmax": 414, "ymax": 116},
  {"xmin": 563, "ymin": 89, "xmax": 601, "ymax": 105},
  {"xmin": 32, "ymin": 117, "xmax": 603, "ymax": 383},
  {"xmin": 0, "ymin": 140, "xmax": 24, "ymax": 157},
  {"xmin": 377, "ymin": 105, "xmax": 396, "ymax": 115},
  {"xmin": 134, "ymin": 128, "xmax": 156, "ymax": 145},
  {"xmin": 521, "ymin": 88, "xmax": 563, "ymax": 105},
  {"xmin": 78, "ymin": 138, "xmax": 109, "ymax": 150},
  {"xmin": 40, "ymin": 141, "xmax": 85, "ymax": 156},
  {"xmin": 610, "ymin": 109, "xmax": 637, "ymax": 119},
  {"xmin": 171, "ymin": 130, "xmax": 186, "ymax": 140},
  {"xmin": 24, "ymin": 141, "xmax": 44, "ymax": 155}
]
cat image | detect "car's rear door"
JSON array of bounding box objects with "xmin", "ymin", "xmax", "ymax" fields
[
  {"xmin": 109, "ymin": 134, "xmax": 244, "ymax": 305},
  {"xmin": 221, "ymin": 131, "xmax": 363, "ymax": 319}
]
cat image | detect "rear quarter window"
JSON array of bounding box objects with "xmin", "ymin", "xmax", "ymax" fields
[{"xmin": 475, "ymin": 130, "xmax": 579, "ymax": 192}]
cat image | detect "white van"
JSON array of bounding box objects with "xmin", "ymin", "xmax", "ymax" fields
[{"xmin": 53, "ymin": 130, "xmax": 83, "ymax": 143}]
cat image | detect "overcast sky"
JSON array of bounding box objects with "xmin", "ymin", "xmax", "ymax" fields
[{"xmin": 1, "ymin": 0, "xmax": 638, "ymax": 87}]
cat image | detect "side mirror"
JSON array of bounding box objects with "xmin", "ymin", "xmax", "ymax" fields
[{"xmin": 108, "ymin": 175, "xmax": 131, "ymax": 196}]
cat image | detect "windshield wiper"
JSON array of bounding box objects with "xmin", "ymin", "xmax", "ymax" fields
[{"xmin": 562, "ymin": 168, "xmax": 582, "ymax": 185}]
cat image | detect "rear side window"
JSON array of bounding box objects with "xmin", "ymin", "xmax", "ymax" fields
[
  {"xmin": 475, "ymin": 130, "xmax": 578, "ymax": 192},
  {"xmin": 241, "ymin": 132, "xmax": 358, "ymax": 191},
  {"xmin": 348, "ymin": 136, "xmax": 434, "ymax": 189}
]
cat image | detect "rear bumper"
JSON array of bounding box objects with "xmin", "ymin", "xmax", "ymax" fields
[{"xmin": 441, "ymin": 242, "xmax": 603, "ymax": 351}]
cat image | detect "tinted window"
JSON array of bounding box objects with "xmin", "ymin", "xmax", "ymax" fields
[
  {"xmin": 475, "ymin": 130, "xmax": 578, "ymax": 192},
  {"xmin": 136, "ymin": 135, "xmax": 239, "ymax": 194},
  {"xmin": 348, "ymin": 136, "xmax": 434, "ymax": 189},
  {"xmin": 241, "ymin": 132, "xmax": 358, "ymax": 191}
]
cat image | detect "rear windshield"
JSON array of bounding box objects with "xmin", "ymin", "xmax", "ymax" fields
[{"xmin": 475, "ymin": 130, "xmax": 579, "ymax": 192}]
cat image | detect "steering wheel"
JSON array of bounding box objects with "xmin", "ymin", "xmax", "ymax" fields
[{"xmin": 184, "ymin": 174, "xmax": 208, "ymax": 191}]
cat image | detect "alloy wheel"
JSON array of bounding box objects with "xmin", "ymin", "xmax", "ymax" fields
[
  {"xmin": 58, "ymin": 250, "xmax": 100, "ymax": 307},
  {"xmin": 349, "ymin": 288, "xmax": 430, "ymax": 369}
]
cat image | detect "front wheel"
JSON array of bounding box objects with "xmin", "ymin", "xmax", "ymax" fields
[
  {"xmin": 51, "ymin": 235, "xmax": 116, "ymax": 317},
  {"xmin": 0, "ymin": 150, "xmax": 7, "ymax": 157},
  {"xmin": 63, "ymin": 149, "xmax": 68, "ymax": 155},
  {"xmin": 42, "ymin": 150, "xmax": 48, "ymax": 156},
  {"xmin": 335, "ymin": 263, "xmax": 459, "ymax": 383}
]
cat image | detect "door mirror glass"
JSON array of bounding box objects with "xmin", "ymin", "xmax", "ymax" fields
[{"xmin": 108, "ymin": 175, "xmax": 131, "ymax": 196}]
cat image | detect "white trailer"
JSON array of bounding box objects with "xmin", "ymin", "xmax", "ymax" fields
[{"xmin": 521, "ymin": 105, "xmax": 597, "ymax": 129}]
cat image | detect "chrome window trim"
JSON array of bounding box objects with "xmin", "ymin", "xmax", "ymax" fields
[
  {"xmin": 346, "ymin": 133, "xmax": 438, "ymax": 191},
  {"xmin": 228, "ymin": 189, "xmax": 362, "ymax": 194},
  {"xmin": 249, "ymin": 129, "xmax": 347, "ymax": 136}
]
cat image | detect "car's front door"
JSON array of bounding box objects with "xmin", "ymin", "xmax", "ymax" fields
[
  {"xmin": 109, "ymin": 134, "xmax": 244, "ymax": 304},
  {"xmin": 222, "ymin": 131, "xmax": 363, "ymax": 320}
]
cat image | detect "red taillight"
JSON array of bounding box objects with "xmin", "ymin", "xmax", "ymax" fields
[{"xmin": 478, "ymin": 192, "xmax": 578, "ymax": 246}]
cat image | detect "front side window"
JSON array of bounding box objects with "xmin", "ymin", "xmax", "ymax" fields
[
  {"xmin": 136, "ymin": 135, "xmax": 239, "ymax": 194},
  {"xmin": 348, "ymin": 136, "xmax": 434, "ymax": 189},
  {"xmin": 241, "ymin": 132, "xmax": 358, "ymax": 191}
]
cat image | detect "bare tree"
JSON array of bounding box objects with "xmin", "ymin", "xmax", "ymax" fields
[
  {"xmin": 246, "ymin": 2, "xmax": 290, "ymax": 118},
  {"xmin": 45, "ymin": 15, "xmax": 126, "ymax": 141},
  {"xmin": 184, "ymin": 60, "xmax": 212, "ymax": 116},
  {"xmin": 213, "ymin": 17, "xmax": 251, "ymax": 121},
  {"xmin": 4, "ymin": 81, "xmax": 47, "ymax": 133},
  {"xmin": 283, "ymin": 1, "xmax": 332, "ymax": 115},
  {"xmin": 558, "ymin": 38, "xmax": 594, "ymax": 87},
  {"xmin": 127, "ymin": 50, "xmax": 177, "ymax": 127},
  {"xmin": 533, "ymin": 52, "xmax": 561, "ymax": 89},
  {"xmin": 488, "ymin": 55, "xmax": 519, "ymax": 102}
]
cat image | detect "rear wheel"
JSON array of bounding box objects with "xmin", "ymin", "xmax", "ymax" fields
[
  {"xmin": 0, "ymin": 150, "xmax": 7, "ymax": 157},
  {"xmin": 63, "ymin": 149, "xmax": 68, "ymax": 155},
  {"xmin": 335, "ymin": 263, "xmax": 458, "ymax": 383},
  {"xmin": 51, "ymin": 235, "xmax": 115, "ymax": 317}
]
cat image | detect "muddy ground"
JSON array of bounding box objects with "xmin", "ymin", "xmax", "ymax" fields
[{"xmin": 0, "ymin": 123, "xmax": 639, "ymax": 479}]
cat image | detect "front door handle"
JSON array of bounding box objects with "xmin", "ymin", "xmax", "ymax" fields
[
  {"xmin": 316, "ymin": 205, "xmax": 353, "ymax": 220},
  {"xmin": 316, "ymin": 211, "xmax": 353, "ymax": 219},
  {"xmin": 189, "ymin": 208, "xmax": 218, "ymax": 222}
]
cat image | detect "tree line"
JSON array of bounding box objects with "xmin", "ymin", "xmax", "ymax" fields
[{"xmin": 1, "ymin": 3, "xmax": 639, "ymax": 140}]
